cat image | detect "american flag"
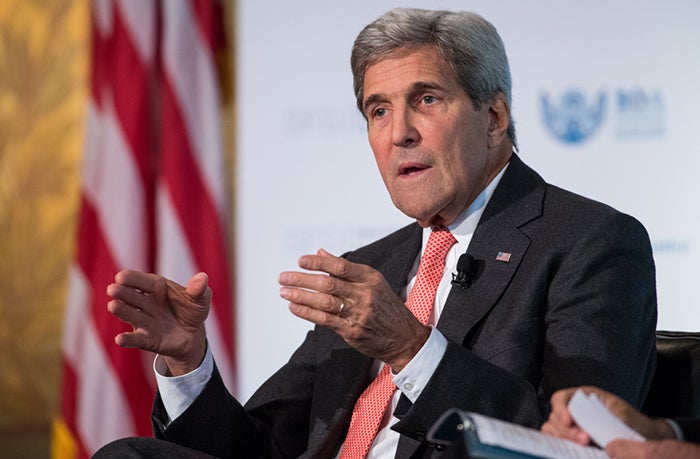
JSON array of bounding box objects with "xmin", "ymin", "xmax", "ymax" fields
[
  {"xmin": 52, "ymin": 1, "xmax": 234, "ymax": 457},
  {"xmin": 496, "ymin": 251, "xmax": 512, "ymax": 263}
]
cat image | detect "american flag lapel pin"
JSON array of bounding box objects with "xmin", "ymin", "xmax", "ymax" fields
[{"xmin": 496, "ymin": 251, "xmax": 511, "ymax": 263}]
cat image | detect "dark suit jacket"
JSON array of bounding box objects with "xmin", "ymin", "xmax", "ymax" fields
[
  {"xmin": 678, "ymin": 419, "xmax": 700, "ymax": 444},
  {"xmin": 153, "ymin": 154, "xmax": 658, "ymax": 458}
]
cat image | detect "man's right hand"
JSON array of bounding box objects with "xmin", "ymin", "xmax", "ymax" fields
[{"xmin": 107, "ymin": 269, "xmax": 211, "ymax": 376}]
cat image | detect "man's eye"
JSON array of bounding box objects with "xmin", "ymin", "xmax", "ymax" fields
[
  {"xmin": 422, "ymin": 95, "xmax": 437, "ymax": 104},
  {"xmin": 373, "ymin": 108, "xmax": 386, "ymax": 118}
]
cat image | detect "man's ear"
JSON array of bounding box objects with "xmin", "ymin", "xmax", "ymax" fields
[{"xmin": 487, "ymin": 92, "xmax": 510, "ymax": 148}]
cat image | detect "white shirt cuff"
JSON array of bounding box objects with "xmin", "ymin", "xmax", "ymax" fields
[
  {"xmin": 392, "ymin": 327, "xmax": 447, "ymax": 403},
  {"xmin": 154, "ymin": 344, "xmax": 214, "ymax": 422}
]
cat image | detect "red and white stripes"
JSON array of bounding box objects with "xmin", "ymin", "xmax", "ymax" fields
[
  {"xmin": 54, "ymin": 1, "xmax": 233, "ymax": 457},
  {"xmin": 158, "ymin": 0, "xmax": 234, "ymax": 389}
]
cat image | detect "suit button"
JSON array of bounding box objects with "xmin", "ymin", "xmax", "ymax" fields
[
  {"xmin": 435, "ymin": 444, "xmax": 445, "ymax": 451},
  {"xmin": 415, "ymin": 432, "xmax": 426, "ymax": 442}
]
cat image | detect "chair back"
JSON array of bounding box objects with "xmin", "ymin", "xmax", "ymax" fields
[{"xmin": 642, "ymin": 331, "xmax": 700, "ymax": 418}]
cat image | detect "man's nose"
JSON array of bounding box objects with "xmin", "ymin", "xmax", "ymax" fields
[{"xmin": 391, "ymin": 107, "xmax": 420, "ymax": 148}]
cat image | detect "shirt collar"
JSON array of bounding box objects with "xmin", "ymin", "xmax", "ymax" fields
[{"xmin": 422, "ymin": 161, "xmax": 509, "ymax": 248}]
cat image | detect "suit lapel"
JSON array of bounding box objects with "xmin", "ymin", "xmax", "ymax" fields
[
  {"xmin": 438, "ymin": 155, "xmax": 545, "ymax": 345},
  {"xmin": 379, "ymin": 224, "xmax": 423, "ymax": 295},
  {"xmin": 303, "ymin": 348, "xmax": 373, "ymax": 459}
]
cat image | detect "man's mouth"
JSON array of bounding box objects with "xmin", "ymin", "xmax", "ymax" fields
[{"xmin": 399, "ymin": 162, "xmax": 430, "ymax": 176}]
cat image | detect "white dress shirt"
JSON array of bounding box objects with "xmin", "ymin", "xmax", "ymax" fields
[{"xmin": 155, "ymin": 163, "xmax": 508, "ymax": 457}]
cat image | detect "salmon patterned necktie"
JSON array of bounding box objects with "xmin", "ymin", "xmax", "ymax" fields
[{"xmin": 339, "ymin": 227, "xmax": 457, "ymax": 458}]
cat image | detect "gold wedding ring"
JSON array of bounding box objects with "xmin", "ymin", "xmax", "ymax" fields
[{"xmin": 338, "ymin": 302, "xmax": 345, "ymax": 316}]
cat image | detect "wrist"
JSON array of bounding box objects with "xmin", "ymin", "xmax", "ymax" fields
[
  {"xmin": 164, "ymin": 329, "xmax": 207, "ymax": 376},
  {"xmin": 388, "ymin": 325, "xmax": 431, "ymax": 373}
]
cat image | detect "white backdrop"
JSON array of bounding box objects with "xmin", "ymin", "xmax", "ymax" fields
[{"xmin": 235, "ymin": 0, "xmax": 700, "ymax": 401}]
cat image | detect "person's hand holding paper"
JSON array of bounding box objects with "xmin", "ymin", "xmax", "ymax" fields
[{"xmin": 542, "ymin": 386, "xmax": 700, "ymax": 459}]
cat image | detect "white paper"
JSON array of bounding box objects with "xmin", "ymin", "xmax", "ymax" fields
[
  {"xmin": 568, "ymin": 389, "xmax": 645, "ymax": 448},
  {"xmin": 468, "ymin": 411, "xmax": 609, "ymax": 459}
]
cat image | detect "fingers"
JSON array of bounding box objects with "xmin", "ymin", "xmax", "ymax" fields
[
  {"xmin": 108, "ymin": 297, "xmax": 143, "ymax": 324},
  {"xmin": 114, "ymin": 269, "xmax": 160, "ymax": 292},
  {"xmin": 541, "ymin": 388, "xmax": 591, "ymax": 445},
  {"xmin": 607, "ymin": 439, "xmax": 700, "ymax": 459},
  {"xmin": 279, "ymin": 251, "xmax": 368, "ymax": 329},
  {"xmin": 107, "ymin": 277, "xmax": 169, "ymax": 324},
  {"xmin": 107, "ymin": 269, "xmax": 210, "ymax": 330},
  {"xmin": 541, "ymin": 407, "xmax": 590, "ymax": 445},
  {"xmin": 287, "ymin": 301, "xmax": 344, "ymax": 329},
  {"xmin": 279, "ymin": 269, "xmax": 349, "ymax": 298},
  {"xmin": 573, "ymin": 386, "xmax": 657, "ymax": 438},
  {"xmin": 109, "ymin": 269, "xmax": 205, "ymax": 311},
  {"xmin": 279, "ymin": 284, "xmax": 343, "ymax": 317},
  {"xmin": 605, "ymin": 439, "xmax": 652, "ymax": 459},
  {"xmin": 108, "ymin": 270, "xmax": 160, "ymax": 312},
  {"xmin": 298, "ymin": 249, "xmax": 366, "ymax": 283},
  {"xmin": 108, "ymin": 297, "xmax": 155, "ymax": 352},
  {"xmin": 549, "ymin": 387, "xmax": 577, "ymax": 424},
  {"xmin": 185, "ymin": 272, "xmax": 211, "ymax": 304},
  {"xmin": 541, "ymin": 419, "xmax": 590, "ymax": 445},
  {"xmin": 114, "ymin": 330, "xmax": 148, "ymax": 349},
  {"xmin": 278, "ymin": 251, "xmax": 352, "ymax": 316},
  {"xmin": 278, "ymin": 250, "xmax": 374, "ymax": 312},
  {"xmin": 278, "ymin": 271, "xmax": 348, "ymax": 318},
  {"xmin": 107, "ymin": 283, "xmax": 151, "ymax": 313}
]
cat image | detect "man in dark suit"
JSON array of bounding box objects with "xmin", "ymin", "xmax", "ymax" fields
[
  {"xmin": 543, "ymin": 386, "xmax": 700, "ymax": 458},
  {"xmin": 102, "ymin": 7, "xmax": 657, "ymax": 459}
]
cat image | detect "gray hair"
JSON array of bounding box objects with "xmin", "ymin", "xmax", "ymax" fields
[{"xmin": 351, "ymin": 8, "xmax": 517, "ymax": 147}]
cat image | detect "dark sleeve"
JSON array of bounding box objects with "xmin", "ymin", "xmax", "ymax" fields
[
  {"xmin": 151, "ymin": 365, "xmax": 261, "ymax": 459},
  {"xmin": 677, "ymin": 418, "xmax": 700, "ymax": 444},
  {"xmin": 537, "ymin": 212, "xmax": 657, "ymax": 407},
  {"xmin": 151, "ymin": 327, "xmax": 351, "ymax": 459},
  {"xmin": 394, "ymin": 211, "xmax": 657, "ymax": 442}
]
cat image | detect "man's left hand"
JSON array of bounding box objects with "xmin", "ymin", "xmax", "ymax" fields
[{"xmin": 278, "ymin": 249, "xmax": 429, "ymax": 372}]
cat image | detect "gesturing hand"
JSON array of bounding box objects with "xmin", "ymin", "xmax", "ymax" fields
[
  {"xmin": 278, "ymin": 249, "xmax": 430, "ymax": 372},
  {"xmin": 107, "ymin": 269, "xmax": 211, "ymax": 375}
]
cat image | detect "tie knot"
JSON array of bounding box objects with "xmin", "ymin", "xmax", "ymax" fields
[{"xmin": 426, "ymin": 227, "xmax": 457, "ymax": 259}]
